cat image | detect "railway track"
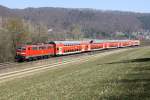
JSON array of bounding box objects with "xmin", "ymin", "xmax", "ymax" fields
[
  {"xmin": 0, "ymin": 46, "xmax": 142, "ymax": 73},
  {"xmin": 0, "ymin": 48, "xmax": 132, "ymax": 83}
]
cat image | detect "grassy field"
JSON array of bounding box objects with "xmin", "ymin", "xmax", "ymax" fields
[
  {"xmin": 141, "ymin": 40, "xmax": 150, "ymax": 46},
  {"xmin": 0, "ymin": 47, "xmax": 150, "ymax": 100}
]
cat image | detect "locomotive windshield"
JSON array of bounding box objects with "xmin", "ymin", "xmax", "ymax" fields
[{"xmin": 17, "ymin": 47, "xmax": 26, "ymax": 51}]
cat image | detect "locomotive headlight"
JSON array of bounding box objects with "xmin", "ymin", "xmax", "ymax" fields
[
  {"xmin": 17, "ymin": 52, "xmax": 20, "ymax": 55},
  {"xmin": 21, "ymin": 53, "xmax": 26, "ymax": 55}
]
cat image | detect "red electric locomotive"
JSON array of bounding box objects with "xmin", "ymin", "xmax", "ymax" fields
[{"xmin": 15, "ymin": 43, "xmax": 55, "ymax": 61}]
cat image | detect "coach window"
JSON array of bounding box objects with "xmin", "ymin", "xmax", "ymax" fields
[
  {"xmin": 57, "ymin": 48, "xmax": 59, "ymax": 51},
  {"xmin": 48, "ymin": 46, "xmax": 52, "ymax": 49},
  {"xmin": 32, "ymin": 47, "xmax": 37, "ymax": 50},
  {"xmin": 22, "ymin": 47, "xmax": 26, "ymax": 51},
  {"xmin": 28, "ymin": 47, "xmax": 31, "ymax": 50},
  {"xmin": 39, "ymin": 47, "xmax": 42, "ymax": 50},
  {"xmin": 43, "ymin": 46, "xmax": 46, "ymax": 50},
  {"xmin": 39, "ymin": 46, "xmax": 45, "ymax": 50}
]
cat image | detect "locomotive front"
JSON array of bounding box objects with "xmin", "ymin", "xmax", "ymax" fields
[{"xmin": 15, "ymin": 46, "xmax": 27, "ymax": 62}]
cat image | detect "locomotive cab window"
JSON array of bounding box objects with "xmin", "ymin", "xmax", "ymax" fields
[
  {"xmin": 22, "ymin": 47, "xmax": 26, "ymax": 51},
  {"xmin": 17, "ymin": 47, "xmax": 26, "ymax": 51}
]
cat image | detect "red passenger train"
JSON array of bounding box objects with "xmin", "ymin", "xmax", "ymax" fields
[{"xmin": 15, "ymin": 40, "xmax": 140, "ymax": 61}]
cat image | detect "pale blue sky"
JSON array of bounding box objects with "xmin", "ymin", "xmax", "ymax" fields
[{"xmin": 0, "ymin": 0, "xmax": 149, "ymax": 13}]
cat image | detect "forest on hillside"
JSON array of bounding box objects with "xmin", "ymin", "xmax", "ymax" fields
[{"xmin": 0, "ymin": 6, "xmax": 150, "ymax": 62}]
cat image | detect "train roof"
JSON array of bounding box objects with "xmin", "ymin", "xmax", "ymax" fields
[
  {"xmin": 49, "ymin": 41, "xmax": 89, "ymax": 45},
  {"xmin": 49, "ymin": 40, "xmax": 133, "ymax": 45},
  {"xmin": 91, "ymin": 40, "xmax": 132, "ymax": 43}
]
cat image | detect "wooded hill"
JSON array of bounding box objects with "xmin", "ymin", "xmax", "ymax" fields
[
  {"xmin": 0, "ymin": 5, "xmax": 150, "ymax": 39},
  {"xmin": 0, "ymin": 5, "xmax": 150, "ymax": 62}
]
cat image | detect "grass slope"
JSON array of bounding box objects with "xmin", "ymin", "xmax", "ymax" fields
[{"xmin": 0, "ymin": 47, "xmax": 150, "ymax": 100}]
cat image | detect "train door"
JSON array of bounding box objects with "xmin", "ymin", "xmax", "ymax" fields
[
  {"xmin": 88, "ymin": 44, "xmax": 91, "ymax": 51},
  {"xmin": 107, "ymin": 43, "xmax": 110, "ymax": 48},
  {"xmin": 121, "ymin": 42, "xmax": 123, "ymax": 47},
  {"xmin": 58, "ymin": 47, "xmax": 63, "ymax": 55},
  {"xmin": 117, "ymin": 43, "xmax": 120, "ymax": 48},
  {"xmin": 82, "ymin": 45, "xmax": 85, "ymax": 52},
  {"xmin": 103, "ymin": 43, "xmax": 105, "ymax": 49}
]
